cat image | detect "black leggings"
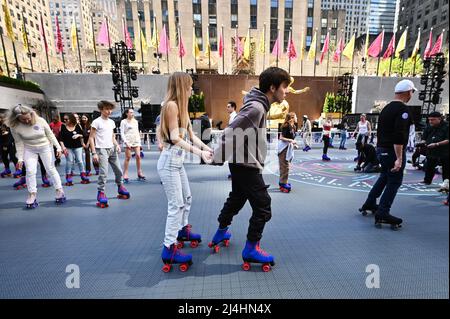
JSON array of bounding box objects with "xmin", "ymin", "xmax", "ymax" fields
[
  {"xmin": 1, "ymin": 143, "xmax": 18, "ymax": 169},
  {"xmin": 323, "ymin": 135, "xmax": 330, "ymax": 155}
]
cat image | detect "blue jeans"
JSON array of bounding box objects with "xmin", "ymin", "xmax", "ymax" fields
[
  {"xmin": 157, "ymin": 145, "xmax": 192, "ymax": 248},
  {"xmin": 364, "ymin": 147, "xmax": 406, "ymax": 216},
  {"xmin": 65, "ymin": 147, "xmax": 84, "ymax": 175},
  {"xmin": 340, "ymin": 130, "xmax": 347, "ymax": 148}
]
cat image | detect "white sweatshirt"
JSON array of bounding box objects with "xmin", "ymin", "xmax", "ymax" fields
[{"xmin": 10, "ymin": 116, "xmax": 61, "ymax": 162}]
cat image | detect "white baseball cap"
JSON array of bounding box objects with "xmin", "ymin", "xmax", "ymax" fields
[{"xmin": 394, "ymin": 79, "xmax": 417, "ymax": 93}]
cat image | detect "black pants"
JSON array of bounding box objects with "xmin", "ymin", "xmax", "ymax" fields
[
  {"xmin": 1, "ymin": 143, "xmax": 18, "ymax": 168},
  {"xmin": 356, "ymin": 134, "xmax": 369, "ymax": 158},
  {"xmin": 218, "ymin": 164, "xmax": 272, "ymax": 242},
  {"xmin": 424, "ymin": 156, "xmax": 449, "ymax": 183},
  {"xmin": 322, "ymin": 135, "xmax": 330, "ymax": 154}
]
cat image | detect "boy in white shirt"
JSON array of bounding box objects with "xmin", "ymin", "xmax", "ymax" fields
[{"xmin": 89, "ymin": 101, "xmax": 130, "ymax": 208}]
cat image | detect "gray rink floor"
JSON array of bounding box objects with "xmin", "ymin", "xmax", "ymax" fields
[{"xmin": 0, "ymin": 144, "xmax": 448, "ymax": 299}]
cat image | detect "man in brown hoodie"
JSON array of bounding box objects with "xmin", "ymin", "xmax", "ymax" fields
[{"xmin": 209, "ymin": 67, "xmax": 291, "ymax": 271}]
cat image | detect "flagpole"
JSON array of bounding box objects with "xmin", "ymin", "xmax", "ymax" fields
[
  {"xmin": 376, "ymin": 26, "xmax": 384, "ymax": 76},
  {"xmin": 165, "ymin": 24, "xmax": 169, "ymax": 74},
  {"xmin": 105, "ymin": 16, "xmax": 111, "ymax": 49},
  {"xmin": 179, "ymin": 25, "xmax": 183, "ymax": 71},
  {"xmin": 207, "ymin": 25, "xmax": 211, "ymax": 71},
  {"xmin": 57, "ymin": 14, "xmax": 66, "ymax": 71},
  {"xmin": 388, "ymin": 29, "xmax": 396, "ymax": 76},
  {"xmin": 276, "ymin": 27, "xmax": 280, "ymax": 67},
  {"xmin": 75, "ymin": 15, "xmax": 83, "ymax": 73},
  {"xmin": 22, "ymin": 12, "xmax": 33, "ymax": 72},
  {"xmin": 138, "ymin": 14, "xmax": 144, "ymax": 71},
  {"xmin": 193, "ymin": 23, "xmax": 197, "ymax": 73},
  {"xmin": 338, "ymin": 29, "xmax": 343, "ymax": 75},
  {"xmin": 221, "ymin": 24, "xmax": 225, "ymax": 74},
  {"xmin": 235, "ymin": 25, "xmax": 238, "ymax": 65},
  {"xmin": 300, "ymin": 27, "xmax": 303, "ymax": 76},
  {"xmin": 326, "ymin": 27, "xmax": 331, "ymax": 76},
  {"xmin": 40, "ymin": 13, "xmax": 50, "ymax": 73},
  {"xmin": 0, "ymin": 28, "xmax": 10, "ymax": 76},
  {"xmin": 263, "ymin": 23, "xmax": 266, "ymax": 71},
  {"xmin": 351, "ymin": 45, "xmax": 355, "ymax": 75},
  {"xmin": 288, "ymin": 28, "xmax": 292, "ymax": 73},
  {"xmin": 10, "ymin": 37, "xmax": 20, "ymax": 76},
  {"xmin": 155, "ymin": 17, "xmax": 160, "ymax": 71},
  {"xmin": 91, "ymin": 16, "xmax": 98, "ymax": 72},
  {"xmin": 412, "ymin": 27, "xmax": 420, "ymax": 77},
  {"xmin": 313, "ymin": 28, "xmax": 318, "ymax": 76}
]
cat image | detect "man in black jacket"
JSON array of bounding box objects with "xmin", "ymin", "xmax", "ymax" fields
[
  {"xmin": 209, "ymin": 67, "xmax": 291, "ymax": 270},
  {"xmin": 354, "ymin": 142, "xmax": 380, "ymax": 173}
]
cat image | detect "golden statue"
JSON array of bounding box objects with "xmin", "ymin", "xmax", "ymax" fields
[{"xmin": 242, "ymin": 77, "xmax": 310, "ymax": 129}]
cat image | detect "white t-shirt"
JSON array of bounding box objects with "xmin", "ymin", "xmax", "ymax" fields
[
  {"xmin": 91, "ymin": 117, "xmax": 116, "ymax": 149},
  {"xmin": 229, "ymin": 111, "xmax": 237, "ymax": 125}
]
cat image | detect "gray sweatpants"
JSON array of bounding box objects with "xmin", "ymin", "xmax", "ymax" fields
[{"xmin": 96, "ymin": 147, "xmax": 123, "ymax": 192}]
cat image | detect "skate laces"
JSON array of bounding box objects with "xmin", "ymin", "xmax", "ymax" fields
[{"xmin": 256, "ymin": 243, "xmax": 269, "ymax": 256}]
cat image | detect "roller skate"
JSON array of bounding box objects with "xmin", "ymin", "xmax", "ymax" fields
[
  {"xmin": 177, "ymin": 224, "xmax": 202, "ymax": 248},
  {"xmin": 161, "ymin": 244, "xmax": 193, "ymax": 273},
  {"xmin": 140, "ymin": 150, "xmax": 144, "ymax": 158},
  {"xmin": 80, "ymin": 172, "xmax": 90, "ymax": 184},
  {"xmin": 65, "ymin": 174, "xmax": 73, "ymax": 186},
  {"xmin": 123, "ymin": 177, "xmax": 129, "ymax": 184},
  {"xmin": 13, "ymin": 169, "xmax": 22, "ymax": 178},
  {"xmin": 208, "ymin": 227, "xmax": 232, "ymax": 253},
  {"xmin": 358, "ymin": 203, "xmax": 378, "ymax": 216},
  {"xmin": 241, "ymin": 240, "xmax": 275, "ymax": 272},
  {"xmin": 303, "ymin": 145, "xmax": 311, "ymax": 152},
  {"xmin": 1, "ymin": 168, "xmax": 11, "ymax": 178},
  {"xmin": 137, "ymin": 173, "xmax": 146, "ymax": 181},
  {"xmin": 117, "ymin": 184, "xmax": 130, "ymax": 199},
  {"xmin": 41, "ymin": 174, "xmax": 51, "ymax": 187},
  {"xmin": 438, "ymin": 179, "xmax": 449, "ymax": 193},
  {"xmin": 55, "ymin": 189, "xmax": 66, "ymax": 204},
  {"xmin": 374, "ymin": 213, "xmax": 403, "ymax": 230},
  {"xmin": 13, "ymin": 176, "xmax": 26, "ymax": 190},
  {"xmin": 25, "ymin": 192, "xmax": 38, "ymax": 209},
  {"xmin": 322, "ymin": 154, "xmax": 331, "ymax": 161},
  {"xmin": 96, "ymin": 191, "xmax": 108, "ymax": 208},
  {"xmin": 95, "ymin": 168, "xmax": 100, "ymax": 175},
  {"xmin": 86, "ymin": 170, "xmax": 92, "ymax": 176},
  {"xmin": 354, "ymin": 165, "xmax": 362, "ymax": 172},
  {"xmin": 279, "ymin": 182, "xmax": 291, "ymax": 193}
]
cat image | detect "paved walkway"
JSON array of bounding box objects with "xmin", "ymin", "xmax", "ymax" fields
[{"xmin": 0, "ymin": 145, "xmax": 448, "ymax": 299}]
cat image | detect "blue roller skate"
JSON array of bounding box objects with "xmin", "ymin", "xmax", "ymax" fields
[
  {"xmin": 26, "ymin": 193, "xmax": 38, "ymax": 209},
  {"xmin": 140, "ymin": 150, "xmax": 144, "ymax": 158},
  {"xmin": 208, "ymin": 227, "xmax": 232, "ymax": 253},
  {"xmin": 242, "ymin": 240, "xmax": 275, "ymax": 272},
  {"xmin": 1, "ymin": 168, "xmax": 11, "ymax": 178},
  {"xmin": 55, "ymin": 189, "xmax": 66, "ymax": 204},
  {"xmin": 13, "ymin": 176, "xmax": 26, "ymax": 190},
  {"xmin": 65, "ymin": 174, "xmax": 73, "ymax": 186},
  {"xmin": 177, "ymin": 224, "xmax": 202, "ymax": 248},
  {"xmin": 13, "ymin": 169, "xmax": 22, "ymax": 178},
  {"xmin": 80, "ymin": 172, "xmax": 90, "ymax": 184},
  {"xmin": 322, "ymin": 154, "xmax": 331, "ymax": 161},
  {"xmin": 161, "ymin": 244, "xmax": 193, "ymax": 273},
  {"xmin": 96, "ymin": 191, "xmax": 108, "ymax": 208},
  {"xmin": 279, "ymin": 182, "xmax": 291, "ymax": 193},
  {"xmin": 41, "ymin": 174, "xmax": 51, "ymax": 187},
  {"xmin": 117, "ymin": 184, "xmax": 130, "ymax": 199}
]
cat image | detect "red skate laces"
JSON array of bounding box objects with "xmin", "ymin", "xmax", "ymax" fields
[{"xmin": 256, "ymin": 243, "xmax": 269, "ymax": 256}]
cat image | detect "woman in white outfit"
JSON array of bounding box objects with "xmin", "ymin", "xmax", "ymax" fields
[
  {"xmin": 7, "ymin": 105, "xmax": 66, "ymax": 208},
  {"xmin": 352, "ymin": 114, "xmax": 372, "ymax": 160},
  {"xmin": 120, "ymin": 108, "xmax": 145, "ymax": 182}
]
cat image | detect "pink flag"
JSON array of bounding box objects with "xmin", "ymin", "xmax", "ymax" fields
[
  {"xmin": 55, "ymin": 16, "xmax": 63, "ymax": 54},
  {"xmin": 158, "ymin": 25, "xmax": 170, "ymax": 54},
  {"xmin": 429, "ymin": 31, "xmax": 443, "ymax": 56},
  {"xmin": 287, "ymin": 34, "xmax": 297, "ymax": 60},
  {"xmin": 219, "ymin": 33, "xmax": 224, "ymax": 58},
  {"xmin": 368, "ymin": 31, "xmax": 384, "ymax": 58},
  {"xmin": 319, "ymin": 31, "xmax": 330, "ymax": 64},
  {"xmin": 333, "ymin": 37, "xmax": 344, "ymax": 62},
  {"xmin": 423, "ymin": 29, "xmax": 433, "ymax": 59},
  {"xmin": 178, "ymin": 33, "xmax": 186, "ymax": 58},
  {"xmin": 39, "ymin": 13, "xmax": 48, "ymax": 54},
  {"xmin": 271, "ymin": 35, "xmax": 280, "ymax": 57},
  {"xmin": 97, "ymin": 19, "xmax": 110, "ymax": 46},
  {"xmin": 123, "ymin": 22, "xmax": 133, "ymax": 48},
  {"xmin": 382, "ymin": 33, "xmax": 395, "ymax": 59},
  {"xmin": 235, "ymin": 33, "xmax": 243, "ymax": 58}
]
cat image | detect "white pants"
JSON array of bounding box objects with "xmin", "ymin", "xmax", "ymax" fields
[
  {"xmin": 157, "ymin": 146, "xmax": 192, "ymax": 248},
  {"xmin": 24, "ymin": 145, "xmax": 63, "ymax": 193}
]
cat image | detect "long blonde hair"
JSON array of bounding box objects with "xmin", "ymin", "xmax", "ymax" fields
[
  {"xmin": 160, "ymin": 72, "xmax": 193, "ymax": 142},
  {"xmin": 282, "ymin": 112, "xmax": 296, "ymax": 129},
  {"xmin": 7, "ymin": 104, "xmax": 37, "ymax": 128}
]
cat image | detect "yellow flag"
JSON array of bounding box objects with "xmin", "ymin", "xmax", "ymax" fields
[
  {"xmin": 71, "ymin": 17, "xmax": 77, "ymax": 52},
  {"xmin": 22, "ymin": 19, "xmax": 29, "ymax": 51},
  {"xmin": 342, "ymin": 34, "xmax": 355, "ymax": 60},
  {"xmin": 411, "ymin": 31, "xmax": 420, "ymax": 59},
  {"xmin": 307, "ymin": 31, "xmax": 316, "ymax": 61},
  {"xmin": 299, "ymin": 29, "xmax": 305, "ymax": 61},
  {"xmin": 141, "ymin": 30, "xmax": 148, "ymax": 54},
  {"xmin": 395, "ymin": 28, "xmax": 408, "ymax": 58},
  {"xmin": 258, "ymin": 28, "xmax": 265, "ymax": 53},
  {"xmin": 151, "ymin": 23, "xmax": 159, "ymax": 48},
  {"xmin": 243, "ymin": 29, "xmax": 251, "ymax": 60},
  {"xmin": 2, "ymin": 0, "xmax": 14, "ymax": 39},
  {"xmin": 193, "ymin": 28, "xmax": 200, "ymax": 58},
  {"xmin": 205, "ymin": 32, "xmax": 211, "ymax": 58}
]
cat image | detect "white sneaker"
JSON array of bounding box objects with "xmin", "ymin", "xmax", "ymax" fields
[
  {"xmin": 439, "ymin": 179, "xmax": 449, "ymax": 191},
  {"xmin": 26, "ymin": 192, "xmax": 37, "ymax": 205}
]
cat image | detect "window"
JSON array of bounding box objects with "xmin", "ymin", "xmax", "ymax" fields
[
  {"xmin": 193, "ymin": 0, "xmax": 203, "ymax": 50},
  {"xmin": 209, "ymin": 0, "xmax": 217, "ymax": 50},
  {"xmin": 250, "ymin": 0, "xmax": 257, "ymax": 29},
  {"xmin": 270, "ymin": 0, "xmax": 278, "ymax": 50},
  {"xmin": 425, "ymin": 5, "xmax": 430, "ymax": 15},
  {"xmin": 442, "ymin": 9, "xmax": 447, "ymax": 21},
  {"xmin": 423, "ymin": 20, "xmax": 428, "ymax": 30},
  {"xmin": 161, "ymin": 0, "xmax": 169, "ymax": 35},
  {"xmin": 434, "ymin": 0, "xmax": 440, "ymax": 10},
  {"xmin": 321, "ymin": 18, "xmax": 327, "ymax": 28},
  {"xmin": 231, "ymin": 0, "xmax": 238, "ymax": 28},
  {"xmin": 432, "ymin": 15, "xmax": 437, "ymax": 26},
  {"xmin": 284, "ymin": 0, "xmax": 293, "ymax": 49}
]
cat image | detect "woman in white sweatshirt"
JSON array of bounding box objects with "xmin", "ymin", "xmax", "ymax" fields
[
  {"xmin": 7, "ymin": 105, "xmax": 66, "ymax": 208},
  {"xmin": 120, "ymin": 108, "xmax": 145, "ymax": 182}
]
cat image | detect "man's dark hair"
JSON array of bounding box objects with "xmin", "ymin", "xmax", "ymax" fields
[
  {"xmin": 428, "ymin": 111, "xmax": 442, "ymax": 118},
  {"xmin": 227, "ymin": 101, "xmax": 237, "ymax": 110},
  {"xmin": 259, "ymin": 67, "xmax": 291, "ymax": 93},
  {"xmin": 97, "ymin": 100, "xmax": 116, "ymax": 110}
]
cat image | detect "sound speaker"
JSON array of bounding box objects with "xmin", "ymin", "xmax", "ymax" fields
[{"xmin": 140, "ymin": 103, "xmax": 161, "ymax": 129}]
